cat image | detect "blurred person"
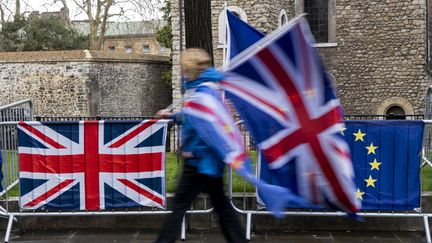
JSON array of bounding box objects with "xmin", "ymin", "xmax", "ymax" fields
[{"xmin": 154, "ymin": 48, "xmax": 247, "ymax": 243}]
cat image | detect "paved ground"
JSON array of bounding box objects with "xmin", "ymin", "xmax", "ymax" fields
[{"xmin": 3, "ymin": 230, "xmax": 428, "ymax": 243}]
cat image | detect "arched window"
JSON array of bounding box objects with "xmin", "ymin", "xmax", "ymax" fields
[
  {"xmin": 279, "ymin": 9, "xmax": 288, "ymax": 28},
  {"xmin": 218, "ymin": 6, "xmax": 248, "ymax": 46},
  {"xmin": 385, "ymin": 105, "xmax": 406, "ymax": 120},
  {"xmin": 295, "ymin": 0, "xmax": 336, "ymax": 44}
]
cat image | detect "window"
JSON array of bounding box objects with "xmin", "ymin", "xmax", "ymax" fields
[
  {"xmin": 279, "ymin": 9, "xmax": 288, "ymax": 28},
  {"xmin": 160, "ymin": 47, "xmax": 168, "ymax": 54},
  {"xmin": 125, "ymin": 45, "xmax": 133, "ymax": 53},
  {"xmin": 108, "ymin": 46, "xmax": 116, "ymax": 52},
  {"xmin": 386, "ymin": 106, "xmax": 406, "ymax": 120},
  {"xmin": 304, "ymin": 0, "xmax": 328, "ymax": 43},
  {"xmin": 142, "ymin": 45, "xmax": 150, "ymax": 54},
  {"xmin": 218, "ymin": 6, "xmax": 248, "ymax": 46},
  {"xmin": 295, "ymin": 0, "xmax": 336, "ymax": 44}
]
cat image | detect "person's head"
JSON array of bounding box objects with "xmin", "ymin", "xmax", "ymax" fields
[{"xmin": 180, "ymin": 48, "xmax": 211, "ymax": 81}]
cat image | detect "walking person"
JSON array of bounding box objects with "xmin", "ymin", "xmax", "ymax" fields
[{"xmin": 154, "ymin": 48, "xmax": 247, "ymax": 243}]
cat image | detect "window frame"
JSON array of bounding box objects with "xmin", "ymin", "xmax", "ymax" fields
[
  {"xmin": 142, "ymin": 45, "xmax": 151, "ymax": 54},
  {"xmin": 124, "ymin": 45, "xmax": 133, "ymax": 54},
  {"xmin": 295, "ymin": 0, "xmax": 337, "ymax": 47}
]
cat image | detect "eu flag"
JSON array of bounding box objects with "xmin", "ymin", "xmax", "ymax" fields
[{"xmin": 344, "ymin": 120, "xmax": 424, "ymax": 210}]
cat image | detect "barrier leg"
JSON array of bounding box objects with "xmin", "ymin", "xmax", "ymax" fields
[
  {"xmin": 4, "ymin": 215, "xmax": 14, "ymax": 243},
  {"xmin": 246, "ymin": 212, "xmax": 251, "ymax": 241},
  {"xmin": 181, "ymin": 216, "xmax": 186, "ymax": 241},
  {"xmin": 424, "ymin": 215, "xmax": 431, "ymax": 243}
]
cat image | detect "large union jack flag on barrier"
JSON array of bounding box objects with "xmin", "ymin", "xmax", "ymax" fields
[
  {"xmin": 17, "ymin": 120, "xmax": 167, "ymax": 210},
  {"xmin": 222, "ymin": 16, "xmax": 360, "ymax": 213}
]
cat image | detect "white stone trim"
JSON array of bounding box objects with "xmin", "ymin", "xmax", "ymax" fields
[
  {"xmin": 278, "ymin": 9, "xmax": 288, "ymax": 28},
  {"xmin": 314, "ymin": 43, "xmax": 338, "ymax": 48},
  {"xmin": 376, "ymin": 97, "xmax": 415, "ymax": 116},
  {"xmin": 218, "ymin": 6, "xmax": 248, "ymax": 45}
]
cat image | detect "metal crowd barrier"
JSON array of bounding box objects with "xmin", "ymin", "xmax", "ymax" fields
[
  {"xmin": 0, "ymin": 110, "xmax": 206, "ymax": 242},
  {"xmin": 1, "ymin": 111, "xmax": 432, "ymax": 242},
  {"xmin": 0, "ymin": 119, "xmax": 211, "ymax": 243},
  {"xmin": 227, "ymin": 120, "xmax": 432, "ymax": 243}
]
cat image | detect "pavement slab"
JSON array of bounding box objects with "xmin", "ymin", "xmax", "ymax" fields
[{"xmin": 2, "ymin": 230, "xmax": 428, "ymax": 243}]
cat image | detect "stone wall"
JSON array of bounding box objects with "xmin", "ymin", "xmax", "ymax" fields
[
  {"xmin": 171, "ymin": 0, "xmax": 432, "ymax": 116},
  {"xmin": 0, "ymin": 50, "xmax": 171, "ymax": 117},
  {"xmin": 171, "ymin": 0, "xmax": 290, "ymax": 108},
  {"xmin": 331, "ymin": 0, "xmax": 430, "ymax": 115}
]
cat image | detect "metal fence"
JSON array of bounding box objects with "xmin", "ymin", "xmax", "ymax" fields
[
  {"xmin": 229, "ymin": 120, "xmax": 432, "ymax": 242},
  {"xmin": 1, "ymin": 110, "xmax": 432, "ymax": 242}
]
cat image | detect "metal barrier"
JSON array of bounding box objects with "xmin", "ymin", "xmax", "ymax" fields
[
  {"xmin": 1, "ymin": 113, "xmax": 431, "ymax": 242},
  {"xmin": 228, "ymin": 120, "xmax": 432, "ymax": 243},
  {"xmin": 0, "ymin": 119, "xmax": 212, "ymax": 242},
  {"xmin": 0, "ymin": 99, "xmax": 33, "ymax": 122},
  {"xmin": 0, "ymin": 100, "xmax": 33, "ymax": 198}
]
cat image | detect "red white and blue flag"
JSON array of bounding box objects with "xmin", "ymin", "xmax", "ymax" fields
[
  {"xmin": 182, "ymin": 83, "xmax": 311, "ymax": 217},
  {"xmin": 222, "ymin": 16, "xmax": 360, "ymax": 213},
  {"xmin": 18, "ymin": 120, "xmax": 167, "ymax": 210}
]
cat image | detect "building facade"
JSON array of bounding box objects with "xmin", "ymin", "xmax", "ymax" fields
[
  {"xmin": 72, "ymin": 21, "xmax": 170, "ymax": 56},
  {"xmin": 171, "ymin": 0, "xmax": 431, "ymax": 116}
]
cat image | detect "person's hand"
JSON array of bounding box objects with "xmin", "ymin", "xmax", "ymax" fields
[
  {"xmin": 181, "ymin": 152, "xmax": 194, "ymax": 158},
  {"xmin": 156, "ymin": 109, "xmax": 173, "ymax": 119}
]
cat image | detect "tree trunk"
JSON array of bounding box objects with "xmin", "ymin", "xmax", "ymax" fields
[
  {"xmin": 60, "ymin": 0, "xmax": 71, "ymax": 26},
  {"xmin": 184, "ymin": 0, "xmax": 214, "ymax": 64},
  {"xmin": 15, "ymin": 0, "xmax": 20, "ymax": 19},
  {"xmin": 97, "ymin": 0, "xmax": 114, "ymax": 51},
  {"xmin": 0, "ymin": 4, "xmax": 4, "ymax": 23},
  {"xmin": 89, "ymin": 20, "xmax": 100, "ymax": 50}
]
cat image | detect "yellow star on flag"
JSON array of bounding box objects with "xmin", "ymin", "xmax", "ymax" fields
[
  {"xmin": 366, "ymin": 143, "xmax": 378, "ymax": 155},
  {"xmin": 369, "ymin": 158, "xmax": 382, "ymax": 171},
  {"xmin": 340, "ymin": 127, "xmax": 347, "ymax": 135},
  {"xmin": 353, "ymin": 129, "xmax": 366, "ymax": 142},
  {"xmin": 364, "ymin": 175, "xmax": 377, "ymax": 187},
  {"xmin": 355, "ymin": 188, "xmax": 365, "ymax": 200}
]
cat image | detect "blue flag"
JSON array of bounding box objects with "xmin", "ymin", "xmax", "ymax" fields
[
  {"xmin": 223, "ymin": 17, "xmax": 360, "ymax": 214},
  {"xmin": 344, "ymin": 120, "xmax": 423, "ymax": 210},
  {"xmin": 182, "ymin": 83, "xmax": 311, "ymax": 217},
  {"xmin": 226, "ymin": 10, "xmax": 265, "ymax": 60}
]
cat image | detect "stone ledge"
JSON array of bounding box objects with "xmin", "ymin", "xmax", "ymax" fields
[{"xmin": 0, "ymin": 50, "xmax": 169, "ymax": 64}]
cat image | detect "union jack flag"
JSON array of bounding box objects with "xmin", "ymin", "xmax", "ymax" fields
[
  {"xmin": 222, "ymin": 17, "xmax": 360, "ymax": 213},
  {"xmin": 18, "ymin": 120, "xmax": 167, "ymax": 210}
]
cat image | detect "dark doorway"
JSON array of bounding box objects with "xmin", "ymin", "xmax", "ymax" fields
[{"xmin": 385, "ymin": 105, "xmax": 406, "ymax": 120}]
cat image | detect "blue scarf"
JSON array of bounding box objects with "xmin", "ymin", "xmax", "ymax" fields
[{"xmin": 183, "ymin": 68, "xmax": 224, "ymax": 91}]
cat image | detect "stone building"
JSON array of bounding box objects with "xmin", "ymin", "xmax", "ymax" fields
[
  {"xmin": 171, "ymin": 0, "xmax": 431, "ymax": 116},
  {"xmin": 28, "ymin": 9, "xmax": 169, "ymax": 56},
  {"xmin": 0, "ymin": 50, "xmax": 171, "ymax": 117}
]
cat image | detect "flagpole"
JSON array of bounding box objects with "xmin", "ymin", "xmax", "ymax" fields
[{"xmin": 222, "ymin": 1, "xmax": 228, "ymax": 67}]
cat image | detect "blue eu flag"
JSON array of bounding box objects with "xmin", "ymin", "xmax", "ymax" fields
[{"xmin": 344, "ymin": 121, "xmax": 424, "ymax": 210}]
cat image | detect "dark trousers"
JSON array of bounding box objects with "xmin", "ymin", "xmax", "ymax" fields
[{"xmin": 155, "ymin": 164, "xmax": 247, "ymax": 243}]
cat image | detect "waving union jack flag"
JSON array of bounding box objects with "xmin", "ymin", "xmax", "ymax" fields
[
  {"xmin": 222, "ymin": 16, "xmax": 360, "ymax": 213},
  {"xmin": 18, "ymin": 120, "xmax": 167, "ymax": 210}
]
